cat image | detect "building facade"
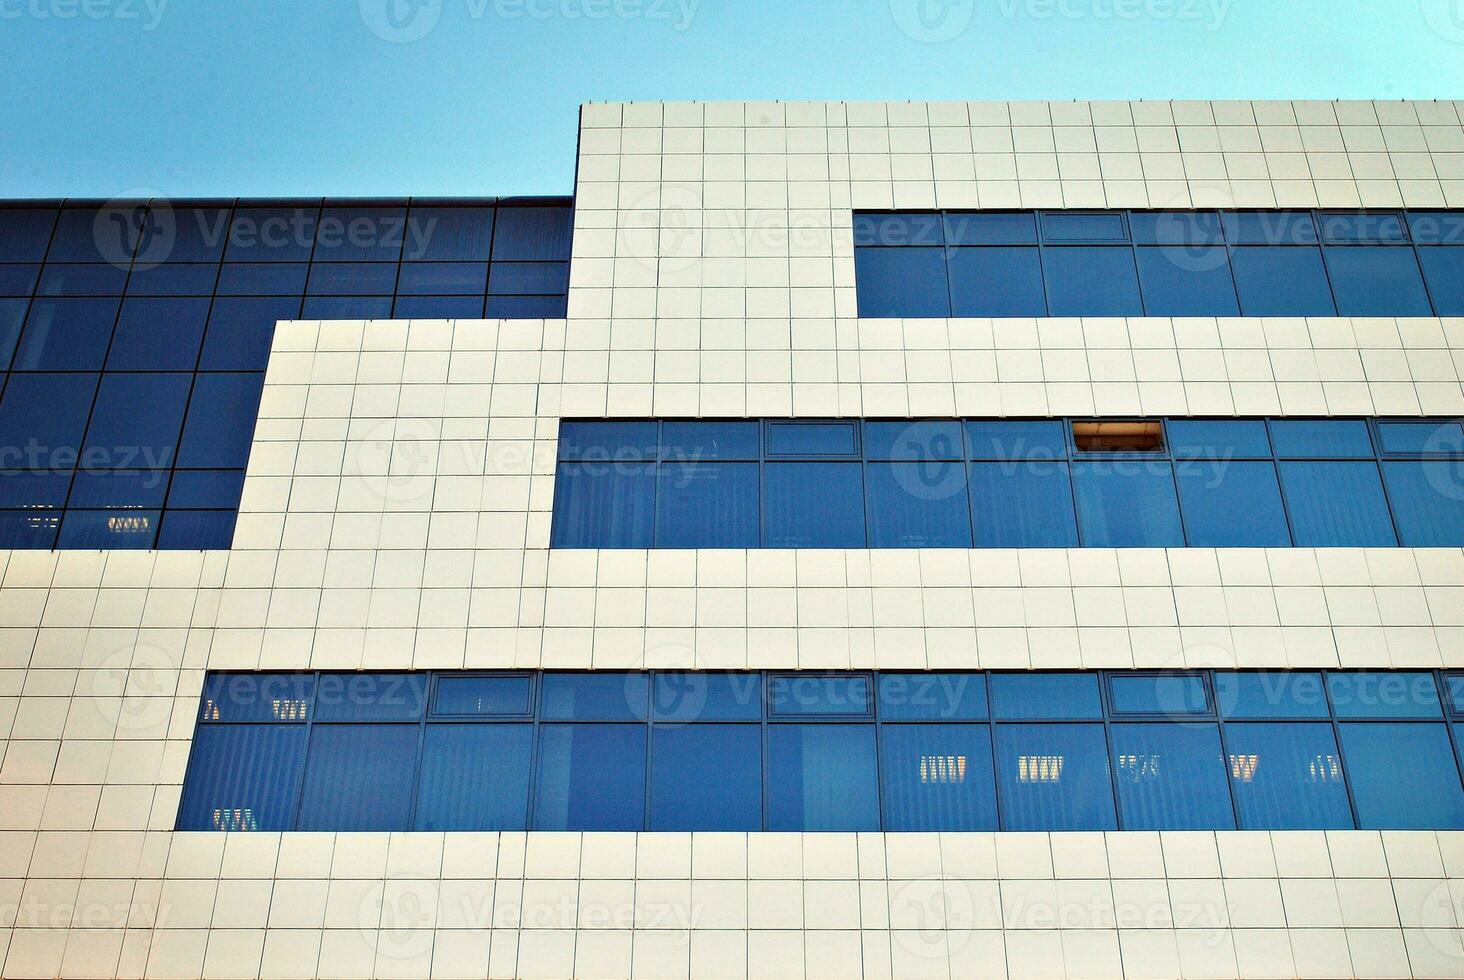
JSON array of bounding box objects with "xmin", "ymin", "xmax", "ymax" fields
[{"xmin": 3, "ymin": 99, "xmax": 1464, "ymax": 977}]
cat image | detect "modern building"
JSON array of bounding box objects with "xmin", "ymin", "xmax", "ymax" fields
[{"xmin": 2, "ymin": 98, "xmax": 1464, "ymax": 978}]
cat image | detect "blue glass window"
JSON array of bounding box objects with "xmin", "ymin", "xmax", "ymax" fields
[
  {"xmin": 769, "ymin": 674, "xmax": 872, "ymax": 717},
  {"xmin": 484, "ymin": 294, "xmax": 566, "ymax": 318},
  {"xmin": 650, "ymin": 725, "xmax": 762, "ymax": 831},
  {"xmin": 854, "ymin": 248, "xmax": 950, "ymax": 317},
  {"xmin": 162, "ymin": 207, "xmax": 232, "ymax": 262},
  {"xmin": 0, "ymin": 208, "xmax": 57, "ymax": 262},
  {"xmin": 224, "ymin": 206, "xmax": 318, "ymax": 263},
  {"xmin": 533, "ymin": 724, "xmax": 647, "ymax": 831},
  {"xmin": 57, "ymin": 510, "xmax": 159, "ymax": 549},
  {"xmin": 1072, "ymin": 460, "xmax": 1184, "ymax": 548},
  {"xmin": 661, "ymin": 421, "xmax": 759, "ymax": 460},
  {"xmin": 163, "ymin": 470, "xmax": 244, "ymax": 507},
  {"xmin": 880, "ymin": 724, "xmax": 997, "ymax": 831},
  {"xmin": 396, "ymin": 262, "xmax": 488, "ymax": 295},
  {"xmin": 1231, "ymin": 247, "xmax": 1336, "ymax": 316},
  {"xmin": 0, "ymin": 513, "xmax": 60, "ymax": 548},
  {"xmin": 1168, "ymin": 420, "xmax": 1271, "ymax": 459},
  {"xmin": 1381, "ymin": 462, "xmax": 1464, "ymax": 546},
  {"xmin": 1445, "ymin": 676, "xmax": 1464, "ymax": 714},
  {"xmin": 1042, "ymin": 247, "xmax": 1142, "ymax": 316},
  {"xmin": 314, "ymin": 673, "xmax": 428, "ymax": 721},
  {"xmin": 1377, "ymin": 421, "xmax": 1464, "ymax": 455},
  {"xmin": 200, "ymin": 298, "xmax": 294, "ymax": 370},
  {"xmin": 991, "ymin": 673, "xmax": 1102, "ymax": 720},
  {"xmin": 1041, "ymin": 212, "xmax": 1127, "ymax": 242},
  {"xmin": 1407, "ymin": 212, "xmax": 1464, "ymax": 244},
  {"xmin": 0, "ymin": 300, "xmax": 23, "ymax": 370},
  {"xmin": 1214, "ymin": 671, "xmax": 1330, "ymax": 719},
  {"xmin": 768, "ymin": 725, "xmax": 879, "ymax": 831},
  {"xmin": 176, "ymin": 374, "xmax": 265, "ymax": 469},
  {"xmin": 0, "ymin": 267, "xmax": 37, "ymax": 297},
  {"xmin": 1111, "ymin": 723, "xmax": 1233, "ymax": 830},
  {"xmin": 1135, "ymin": 247, "xmax": 1240, "ymax": 316},
  {"xmin": 865, "ymin": 461, "xmax": 972, "ymax": 548},
  {"xmin": 491, "ymin": 207, "xmax": 573, "ymax": 261},
  {"xmin": 81, "ymin": 373, "xmax": 190, "ymax": 468},
  {"xmin": 764, "ymin": 462, "xmax": 865, "ymax": 547},
  {"xmin": 106, "ymin": 297, "xmax": 211, "ymax": 371},
  {"xmin": 1269, "ymin": 420, "xmax": 1375, "ymax": 458},
  {"xmin": 35, "ymin": 264, "xmax": 127, "ymax": 296},
  {"xmin": 1110, "ymin": 674, "xmax": 1209, "ymax": 716},
  {"xmin": 1222, "ymin": 211, "xmax": 1319, "ymax": 245},
  {"xmin": 199, "ymin": 673, "xmax": 314, "ymax": 722},
  {"xmin": 1278, "ymin": 462, "xmax": 1397, "ymax": 547},
  {"xmin": 541, "ymin": 672, "xmax": 648, "ymax": 721},
  {"xmin": 296, "ymin": 725, "xmax": 417, "ymax": 832},
  {"xmin": 49, "ymin": 207, "xmax": 135, "ymax": 263},
  {"xmin": 415, "ymin": 725, "xmax": 532, "ymax": 831},
  {"xmin": 307, "ymin": 262, "xmax": 400, "ymax": 295},
  {"xmin": 943, "ymin": 212, "xmax": 1037, "ymax": 245},
  {"xmin": 14, "ymin": 298, "xmax": 120, "ymax": 370},
  {"xmin": 404, "ymin": 207, "xmax": 494, "ymax": 261},
  {"xmin": 1319, "ymin": 212, "xmax": 1408, "ymax": 243},
  {"xmin": 766, "ymin": 420, "xmax": 858, "ymax": 457},
  {"xmin": 1326, "ymin": 672, "xmax": 1441, "ymax": 719},
  {"xmin": 157, "ymin": 511, "xmax": 236, "ymax": 550},
  {"xmin": 965, "ymin": 421, "xmax": 1068, "ymax": 459},
  {"xmin": 864, "ymin": 421, "xmax": 963, "ymax": 461},
  {"xmin": 1129, "ymin": 211, "xmax": 1224, "ymax": 246},
  {"xmin": 1224, "ymin": 723, "xmax": 1353, "ymax": 829},
  {"xmin": 1417, "ymin": 247, "xmax": 1464, "ymax": 315},
  {"xmin": 313, "ymin": 207, "xmax": 407, "ymax": 263},
  {"xmin": 853, "ymin": 212, "xmax": 944, "ymax": 247},
  {"xmin": 995, "ymin": 724, "xmax": 1117, "ymax": 831},
  {"xmin": 215, "ymin": 263, "xmax": 310, "ymax": 295},
  {"xmin": 300, "ymin": 296, "xmax": 393, "ymax": 319},
  {"xmin": 557, "ymin": 421, "xmax": 657, "ymax": 460},
  {"xmin": 1338, "ymin": 723, "xmax": 1464, "ymax": 829},
  {"xmin": 947, "ymin": 247, "xmax": 1047, "ymax": 317},
  {"xmin": 0, "ymin": 472, "xmax": 71, "ymax": 510},
  {"xmin": 68, "ymin": 471, "xmax": 168, "ymax": 509},
  {"xmin": 656, "ymin": 462, "xmax": 759, "ymax": 549},
  {"xmin": 0, "ymin": 373, "xmax": 98, "ymax": 461},
  {"xmin": 550, "ymin": 462, "xmax": 656, "ymax": 548},
  {"xmin": 176, "ymin": 726, "xmax": 306, "ymax": 831},
  {"xmin": 434, "ymin": 675, "xmax": 533, "ymax": 716},
  {"xmin": 652, "ymin": 673, "xmax": 762, "ymax": 722},
  {"xmin": 1323, "ymin": 246, "xmax": 1432, "ymax": 316},
  {"xmin": 394, "ymin": 296, "xmax": 485, "ymax": 319},
  {"xmin": 124, "ymin": 264, "xmax": 221, "ymax": 297},
  {"xmin": 878, "ymin": 673, "xmax": 987, "ymax": 721},
  {"xmin": 1175, "ymin": 460, "xmax": 1291, "ymax": 547},
  {"xmin": 489, "ymin": 262, "xmax": 570, "ymax": 295}
]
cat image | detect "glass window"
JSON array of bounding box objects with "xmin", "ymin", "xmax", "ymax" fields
[
  {"xmin": 550, "ymin": 462, "xmax": 656, "ymax": 548},
  {"xmin": 880, "ymin": 724, "xmax": 997, "ymax": 831},
  {"xmin": 0, "ymin": 372, "xmax": 98, "ymax": 461},
  {"xmin": 1110, "ymin": 674, "xmax": 1210, "ymax": 716},
  {"xmin": 300, "ymin": 296, "xmax": 393, "ymax": 320},
  {"xmin": 995, "ymin": 723, "xmax": 1117, "ymax": 831},
  {"xmin": 0, "ymin": 512, "xmax": 60, "ymax": 549},
  {"xmin": 533, "ymin": 724, "xmax": 647, "ymax": 831},
  {"xmin": 200, "ymin": 297, "xmax": 295, "ymax": 371},
  {"xmin": 1135, "ymin": 246, "xmax": 1240, "ymax": 316},
  {"xmin": 766, "ymin": 421, "xmax": 858, "ymax": 457},
  {"xmin": 661, "ymin": 421, "xmax": 759, "ymax": 460},
  {"xmin": 161, "ymin": 470, "xmax": 245, "ymax": 509},
  {"xmin": 853, "ymin": 212, "xmax": 944, "ymax": 247},
  {"xmin": 176, "ymin": 374, "xmax": 265, "ymax": 469},
  {"xmin": 1221, "ymin": 211, "xmax": 1319, "ymax": 245},
  {"xmin": 1278, "ymin": 462, "xmax": 1397, "ymax": 547},
  {"xmin": 864, "ymin": 421, "xmax": 963, "ymax": 461},
  {"xmin": 1446, "ymin": 676, "xmax": 1464, "ymax": 715},
  {"xmin": 965, "ymin": 421, "xmax": 1068, "ymax": 460},
  {"xmin": 484, "ymin": 294, "xmax": 566, "ymax": 318},
  {"xmin": 1072, "ymin": 460, "xmax": 1185, "ymax": 548},
  {"xmin": 1129, "ymin": 211, "xmax": 1224, "ymax": 246},
  {"xmin": 313, "ymin": 207, "xmax": 407, "ymax": 262},
  {"xmin": 0, "ymin": 268, "xmax": 39, "ymax": 299},
  {"xmin": 404, "ymin": 206, "xmax": 494, "ymax": 261},
  {"xmin": 57, "ymin": 510, "xmax": 159, "ymax": 549},
  {"xmin": 1381, "ymin": 462, "xmax": 1464, "ymax": 547},
  {"xmin": 652, "ymin": 673, "xmax": 762, "ymax": 722},
  {"xmin": 1407, "ymin": 212, "xmax": 1464, "ymax": 245},
  {"xmin": 1041, "ymin": 212, "xmax": 1127, "ymax": 242},
  {"xmin": 1326, "ymin": 672, "xmax": 1441, "ymax": 719},
  {"xmin": 491, "ymin": 207, "xmax": 573, "ymax": 261},
  {"xmin": 176, "ymin": 725, "xmax": 307, "ymax": 831},
  {"xmin": 395, "ymin": 262, "xmax": 487, "ymax": 295},
  {"xmin": 224, "ymin": 206, "xmax": 319, "ymax": 263},
  {"xmin": 991, "ymin": 673, "xmax": 1102, "ymax": 720},
  {"xmin": 1231, "ymin": 247, "xmax": 1336, "ymax": 316},
  {"xmin": 489, "ymin": 262, "xmax": 570, "ymax": 295},
  {"xmin": 650, "ymin": 725, "xmax": 762, "ymax": 831},
  {"xmin": 1377, "ymin": 421, "xmax": 1464, "ymax": 455},
  {"xmin": 767, "ymin": 724, "xmax": 879, "ymax": 831},
  {"xmin": 0, "ymin": 208, "xmax": 58, "ymax": 262},
  {"xmin": 433, "ymin": 675, "xmax": 533, "ymax": 716},
  {"xmin": 764, "ymin": 462, "xmax": 866, "ymax": 548},
  {"xmin": 1417, "ymin": 247, "xmax": 1464, "ymax": 315},
  {"xmin": 947, "ymin": 247, "xmax": 1047, "ymax": 317},
  {"xmin": 215, "ymin": 262, "xmax": 310, "ymax": 295},
  {"xmin": 878, "ymin": 673, "xmax": 988, "ymax": 721},
  {"xmin": 124, "ymin": 263, "xmax": 220, "ymax": 296},
  {"xmin": 1319, "ymin": 212, "xmax": 1408, "ymax": 243},
  {"xmin": 1111, "ymin": 723, "xmax": 1233, "ymax": 830},
  {"xmin": 0, "ymin": 472, "xmax": 71, "ymax": 510},
  {"xmin": 768, "ymin": 674, "xmax": 872, "ymax": 717},
  {"xmin": 106, "ymin": 297, "xmax": 211, "ymax": 370},
  {"xmin": 540, "ymin": 672, "xmax": 648, "ymax": 721},
  {"xmin": 14, "ymin": 297, "xmax": 120, "ymax": 370},
  {"xmin": 1175, "ymin": 460, "xmax": 1291, "ymax": 547},
  {"xmin": 199, "ymin": 673, "xmax": 313, "ymax": 722},
  {"xmin": 854, "ymin": 248, "xmax": 950, "ymax": 317},
  {"xmin": 557, "ymin": 421, "xmax": 658, "ymax": 460},
  {"xmin": 157, "ymin": 510, "xmax": 236, "ymax": 550},
  {"xmin": 1167, "ymin": 420, "xmax": 1271, "ymax": 459},
  {"xmin": 415, "ymin": 725, "xmax": 532, "ymax": 831},
  {"xmin": 865, "ymin": 461, "xmax": 973, "ymax": 548},
  {"xmin": 943, "ymin": 212, "xmax": 1037, "ymax": 245},
  {"xmin": 1213, "ymin": 671, "xmax": 1330, "ymax": 719},
  {"xmin": 296, "ymin": 725, "xmax": 417, "ymax": 832},
  {"xmin": 1042, "ymin": 247, "xmax": 1142, "ymax": 316},
  {"xmin": 81, "ymin": 373, "xmax": 191, "ymax": 468},
  {"xmin": 158, "ymin": 207, "xmax": 231, "ymax": 262},
  {"xmin": 1224, "ymin": 722, "xmax": 1353, "ymax": 829},
  {"xmin": 35, "ymin": 263, "xmax": 128, "ymax": 296},
  {"xmin": 48, "ymin": 207, "xmax": 134, "ymax": 263},
  {"xmin": 1269, "ymin": 419, "xmax": 1374, "ymax": 458},
  {"xmin": 656, "ymin": 461, "xmax": 759, "ymax": 549},
  {"xmin": 314, "ymin": 673, "xmax": 429, "ymax": 721},
  {"xmin": 0, "ymin": 299, "xmax": 23, "ymax": 369},
  {"xmin": 1338, "ymin": 723, "xmax": 1464, "ymax": 829},
  {"xmin": 67, "ymin": 471, "xmax": 168, "ymax": 509},
  {"xmin": 306, "ymin": 262, "xmax": 400, "ymax": 295},
  {"xmin": 1323, "ymin": 246, "xmax": 1432, "ymax": 316},
  {"xmin": 394, "ymin": 296, "xmax": 485, "ymax": 319}
]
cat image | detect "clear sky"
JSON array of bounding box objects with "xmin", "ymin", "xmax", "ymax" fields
[{"xmin": 2, "ymin": 0, "xmax": 1462, "ymax": 198}]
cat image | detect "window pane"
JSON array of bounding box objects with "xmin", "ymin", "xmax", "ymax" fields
[
  {"xmin": 1041, "ymin": 212, "xmax": 1127, "ymax": 242},
  {"xmin": 14, "ymin": 298, "xmax": 120, "ymax": 370},
  {"xmin": 557, "ymin": 421, "xmax": 658, "ymax": 460},
  {"xmin": 1381, "ymin": 462, "xmax": 1464, "ymax": 547},
  {"xmin": 1110, "ymin": 723, "xmax": 1232, "ymax": 830},
  {"xmin": 176, "ymin": 725, "xmax": 306, "ymax": 832},
  {"xmin": 1072, "ymin": 460, "xmax": 1184, "ymax": 548},
  {"xmin": 965, "ymin": 421, "xmax": 1068, "ymax": 460},
  {"xmin": 157, "ymin": 510, "xmax": 236, "ymax": 550},
  {"xmin": 1135, "ymin": 246, "xmax": 1240, "ymax": 316},
  {"xmin": 484, "ymin": 294, "xmax": 566, "ymax": 318},
  {"xmin": 853, "ymin": 212, "xmax": 944, "ymax": 247},
  {"xmin": 124, "ymin": 263, "xmax": 220, "ymax": 297},
  {"xmin": 1407, "ymin": 212, "xmax": 1464, "ymax": 244},
  {"xmin": 0, "ymin": 373, "xmax": 98, "ymax": 463},
  {"xmin": 880, "ymin": 724, "xmax": 997, "ymax": 831},
  {"xmin": 415, "ymin": 725, "xmax": 532, "ymax": 831},
  {"xmin": 0, "ymin": 472, "xmax": 71, "ymax": 510},
  {"xmin": 1278, "ymin": 462, "xmax": 1397, "ymax": 547},
  {"xmin": 1377, "ymin": 421, "xmax": 1464, "ymax": 455},
  {"xmin": 1446, "ymin": 676, "xmax": 1464, "ymax": 715},
  {"xmin": 433, "ymin": 675, "xmax": 533, "ymax": 716},
  {"xmin": 1338, "ymin": 723, "xmax": 1464, "ymax": 829},
  {"xmin": 1042, "ymin": 247, "xmax": 1142, "ymax": 316},
  {"xmin": 541, "ymin": 673, "xmax": 648, "ymax": 721},
  {"xmin": 533, "ymin": 724, "xmax": 647, "ymax": 831},
  {"xmin": 491, "ymin": 207, "xmax": 573, "ymax": 261},
  {"xmin": 82, "ymin": 373, "xmax": 191, "ymax": 468},
  {"xmin": 550, "ymin": 462, "xmax": 656, "ymax": 548},
  {"xmin": 766, "ymin": 421, "xmax": 858, "ymax": 457},
  {"xmin": 36, "ymin": 264, "xmax": 127, "ymax": 296},
  {"xmin": 1167, "ymin": 420, "xmax": 1271, "ymax": 459},
  {"xmin": 1231, "ymin": 246, "xmax": 1336, "ymax": 316},
  {"xmin": 216, "ymin": 263, "xmax": 310, "ymax": 295},
  {"xmin": 67, "ymin": 471, "xmax": 168, "ymax": 509},
  {"xmin": 661, "ymin": 421, "xmax": 759, "ymax": 460},
  {"xmin": 650, "ymin": 725, "xmax": 761, "ymax": 831},
  {"xmin": 1417, "ymin": 247, "xmax": 1464, "ymax": 315},
  {"xmin": 0, "ymin": 512, "xmax": 60, "ymax": 549},
  {"xmin": 1268, "ymin": 419, "xmax": 1374, "ymax": 458},
  {"xmin": 1326, "ymin": 672, "xmax": 1441, "ymax": 719},
  {"xmin": 865, "ymin": 461, "xmax": 973, "ymax": 548},
  {"xmin": 1110, "ymin": 674, "xmax": 1209, "ymax": 716},
  {"xmin": 395, "ymin": 262, "xmax": 488, "ymax": 295},
  {"xmin": 0, "ymin": 208, "xmax": 57, "ymax": 262},
  {"xmin": 656, "ymin": 461, "xmax": 759, "ymax": 549},
  {"xmin": 878, "ymin": 673, "xmax": 987, "ymax": 720},
  {"xmin": 49, "ymin": 207, "xmax": 134, "ymax": 263},
  {"xmin": 1224, "ymin": 723, "xmax": 1353, "ymax": 829},
  {"xmin": 224, "ymin": 206, "xmax": 318, "ymax": 262},
  {"xmin": 863, "ymin": 421, "xmax": 963, "ymax": 461},
  {"xmin": 404, "ymin": 206, "xmax": 494, "ymax": 261},
  {"xmin": 313, "ymin": 207, "xmax": 407, "ymax": 262},
  {"xmin": 307, "ymin": 262, "xmax": 399, "ymax": 295},
  {"xmin": 296, "ymin": 725, "xmax": 417, "ymax": 832},
  {"xmin": 57, "ymin": 510, "xmax": 159, "ymax": 549},
  {"xmin": 767, "ymin": 725, "xmax": 879, "ymax": 831},
  {"xmin": 1319, "ymin": 212, "xmax": 1408, "ymax": 243},
  {"xmin": 1175, "ymin": 460, "xmax": 1291, "ymax": 547},
  {"xmin": 652, "ymin": 673, "xmax": 762, "ymax": 722},
  {"xmin": 159, "ymin": 206, "xmax": 231, "ymax": 262},
  {"xmin": 1221, "ymin": 211, "xmax": 1319, "ymax": 244},
  {"xmin": 489, "ymin": 262, "xmax": 570, "ymax": 295},
  {"xmin": 995, "ymin": 723, "xmax": 1117, "ymax": 831},
  {"xmin": 854, "ymin": 247, "xmax": 950, "ymax": 317},
  {"xmin": 1213, "ymin": 671, "xmax": 1330, "ymax": 719},
  {"xmin": 167, "ymin": 470, "xmax": 246, "ymax": 511},
  {"xmin": 768, "ymin": 674, "xmax": 871, "ymax": 717},
  {"xmin": 947, "ymin": 247, "xmax": 1047, "ymax": 317},
  {"xmin": 176, "ymin": 374, "xmax": 265, "ymax": 469},
  {"xmin": 0, "ymin": 267, "xmax": 39, "ymax": 297},
  {"xmin": 943, "ymin": 212, "xmax": 1037, "ymax": 245},
  {"xmin": 764, "ymin": 462, "xmax": 866, "ymax": 548},
  {"xmin": 301, "ymin": 296, "xmax": 392, "ymax": 319},
  {"xmin": 991, "ymin": 673, "xmax": 1102, "ymax": 720},
  {"xmin": 1323, "ymin": 246, "xmax": 1432, "ymax": 316},
  {"xmin": 1129, "ymin": 211, "xmax": 1224, "ymax": 246},
  {"xmin": 199, "ymin": 673, "xmax": 314, "ymax": 722},
  {"xmin": 314, "ymin": 673, "xmax": 428, "ymax": 721},
  {"xmin": 0, "ymin": 299, "xmax": 26, "ymax": 369},
  {"xmin": 200, "ymin": 298, "xmax": 294, "ymax": 371},
  {"xmin": 394, "ymin": 296, "xmax": 485, "ymax": 319}
]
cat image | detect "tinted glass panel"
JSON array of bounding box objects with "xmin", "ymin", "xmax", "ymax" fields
[
  {"xmin": 107, "ymin": 297, "xmax": 210, "ymax": 370},
  {"xmin": 14, "ymin": 298, "xmax": 120, "ymax": 370},
  {"xmin": 768, "ymin": 674, "xmax": 871, "ymax": 717},
  {"xmin": 1111, "ymin": 723, "xmax": 1233, "ymax": 830},
  {"xmin": 157, "ymin": 510, "xmax": 235, "ymax": 549},
  {"xmin": 296, "ymin": 725, "xmax": 417, "ymax": 832},
  {"xmin": 1326, "ymin": 672, "xmax": 1441, "ymax": 719},
  {"xmin": 1382, "ymin": 462, "xmax": 1464, "ymax": 547},
  {"xmin": 1041, "ymin": 212, "xmax": 1127, "ymax": 242},
  {"xmin": 1213, "ymin": 671, "xmax": 1330, "ymax": 719},
  {"xmin": 877, "ymin": 673, "xmax": 988, "ymax": 721},
  {"xmin": 660, "ymin": 421, "xmax": 759, "ymax": 460},
  {"xmin": 176, "ymin": 726, "xmax": 306, "ymax": 831},
  {"xmin": 1231, "ymin": 247, "xmax": 1335, "ymax": 316},
  {"xmin": 0, "ymin": 209, "xmax": 57, "ymax": 262},
  {"xmin": 415, "ymin": 725, "xmax": 532, "ymax": 831},
  {"xmin": 224, "ymin": 207, "xmax": 318, "ymax": 262},
  {"xmin": 853, "ymin": 212, "xmax": 944, "ymax": 247},
  {"xmin": 1167, "ymin": 420, "xmax": 1271, "ymax": 459},
  {"xmin": 943, "ymin": 212, "xmax": 1037, "ymax": 245},
  {"xmin": 650, "ymin": 725, "xmax": 762, "ymax": 831},
  {"xmin": 176, "ymin": 374, "xmax": 265, "ymax": 468},
  {"xmin": 57, "ymin": 510, "xmax": 159, "ymax": 549},
  {"xmin": 1072, "ymin": 460, "xmax": 1185, "ymax": 548},
  {"xmin": 1224, "ymin": 723, "xmax": 1353, "ymax": 829},
  {"xmin": 1221, "ymin": 211, "xmax": 1318, "ymax": 244},
  {"xmin": 1377, "ymin": 421, "xmax": 1464, "ymax": 454},
  {"xmin": 652, "ymin": 673, "xmax": 763, "ymax": 722},
  {"xmin": 123, "ymin": 263, "xmax": 220, "ymax": 297},
  {"xmin": 1278, "ymin": 462, "xmax": 1397, "ymax": 547},
  {"xmin": 556, "ymin": 421, "xmax": 658, "ymax": 460},
  {"xmin": 433, "ymin": 675, "xmax": 533, "ymax": 716},
  {"xmin": 82, "ymin": 373, "xmax": 191, "ymax": 467},
  {"xmin": 67, "ymin": 471, "xmax": 168, "ymax": 509},
  {"xmin": 35, "ymin": 264, "xmax": 127, "ymax": 296},
  {"xmin": 880, "ymin": 724, "xmax": 997, "ymax": 831},
  {"xmin": 947, "ymin": 247, "xmax": 1047, "ymax": 317},
  {"xmin": 540, "ymin": 672, "xmax": 648, "ymax": 721},
  {"xmin": 533, "ymin": 724, "xmax": 646, "ymax": 831},
  {"xmin": 863, "ymin": 421, "xmax": 963, "ymax": 461},
  {"xmin": 0, "ymin": 513, "xmax": 60, "ymax": 548},
  {"xmin": 991, "ymin": 673, "xmax": 1102, "ymax": 720},
  {"xmin": 0, "ymin": 373, "xmax": 98, "ymax": 460},
  {"xmin": 1175, "ymin": 460, "xmax": 1291, "ymax": 547},
  {"xmin": 1042, "ymin": 247, "xmax": 1142, "ymax": 316},
  {"xmin": 656, "ymin": 461, "xmax": 759, "ymax": 549},
  {"xmin": 995, "ymin": 723, "xmax": 1117, "ymax": 831},
  {"xmin": 1269, "ymin": 420, "xmax": 1374, "ymax": 458},
  {"xmin": 314, "ymin": 673, "xmax": 428, "ymax": 721},
  {"xmin": 1417, "ymin": 247, "xmax": 1464, "ymax": 315},
  {"xmin": 550, "ymin": 462, "xmax": 656, "ymax": 548},
  {"xmin": 200, "ymin": 298, "xmax": 293, "ymax": 370},
  {"xmin": 1128, "ymin": 211, "xmax": 1224, "ymax": 246},
  {"xmin": 488, "ymin": 262, "xmax": 569, "ymax": 295},
  {"xmin": 307, "ymin": 262, "xmax": 399, "ymax": 294},
  {"xmin": 767, "ymin": 725, "xmax": 879, "ymax": 831},
  {"xmin": 215, "ymin": 263, "xmax": 310, "ymax": 295},
  {"xmin": 764, "ymin": 462, "xmax": 865, "ymax": 547},
  {"xmin": 1135, "ymin": 246, "xmax": 1240, "ymax": 316},
  {"xmin": 199, "ymin": 673, "xmax": 314, "ymax": 722},
  {"xmin": 1319, "ymin": 212, "xmax": 1408, "ymax": 243},
  {"xmin": 865, "ymin": 461, "xmax": 973, "ymax": 548},
  {"xmin": 491, "ymin": 207, "xmax": 573, "ymax": 261},
  {"xmin": 393, "ymin": 296, "xmax": 484, "ymax": 319},
  {"xmin": 0, "ymin": 299, "xmax": 26, "ymax": 368},
  {"xmin": 965, "ymin": 421, "xmax": 1068, "ymax": 460},
  {"xmin": 164, "ymin": 470, "xmax": 246, "ymax": 510},
  {"xmin": 855, "ymin": 248, "xmax": 950, "ymax": 317},
  {"xmin": 1339, "ymin": 723, "xmax": 1464, "ymax": 829},
  {"xmin": 765, "ymin": 421, "xmax": 858, "ymax": 456},
  {"xmin": 1407, "ymin": 212, "xmax": 1464, "ymax": 244},
  {"xmin": 1323, "ymin": 246, "xmax": 1432, "ymax": 316},
  {"xmin": 404, "ymin": 207, "xmax": 494, "ymax": 261},
  {"xmin": 1110, "ymin": 674, "xmax": 1209, "ymax": 716},
  {"xmin": 313, "ymin": 207, "xmax": 406, "ymax": 262}
]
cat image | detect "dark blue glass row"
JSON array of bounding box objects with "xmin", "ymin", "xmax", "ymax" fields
[
  {"xmin": 179, "ymin": 669, "xmax": 1464, "ymax": 833},
  {"xmin": 0, "ymin": 198, "xmax": 573, "ymax": 550},
  {"xmin": 854, "ymin": 210, "xmax": 1464, "ymax": 318},
  {"xmin": 549, "ymin": 418, "xmax": 1464, "ymax": 550}
]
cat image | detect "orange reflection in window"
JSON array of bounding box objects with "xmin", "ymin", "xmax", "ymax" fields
[
  {"xmin": 920, "ymin": 755, "xmax": 966, "ymax": 784},
  {"xmin": 1018, "ymin": 755, "xmax": 1064, "ymax": 782}
]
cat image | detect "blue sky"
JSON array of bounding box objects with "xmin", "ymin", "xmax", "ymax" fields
[{"xmin": 2, "ymin": 0, "xmax": 1462, "ymax": 198}]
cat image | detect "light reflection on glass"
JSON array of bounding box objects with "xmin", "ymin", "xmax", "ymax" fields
[
  {"xmin": 919, "ymin": 754, "xmax": 967, "ymax": 784},
  {"xmin": 1018, "ymin": 755, "xmax": 1064, "ymax": 782}
]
